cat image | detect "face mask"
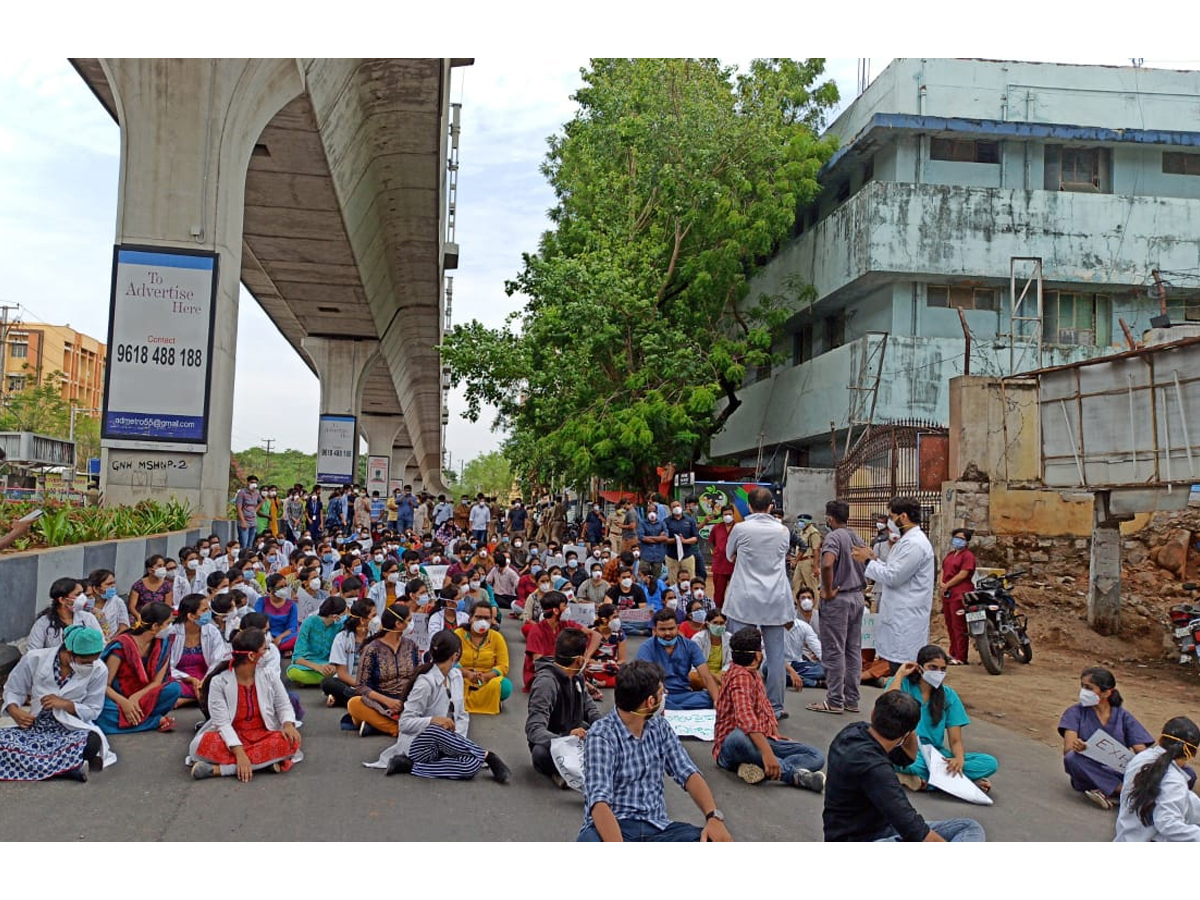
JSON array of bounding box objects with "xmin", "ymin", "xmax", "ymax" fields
[
  {"xmin": 373, "ymin": 554, "xmax": 384, "ymax": 563},
  {"xmin": 404, "ymin": 620, "xmax": 416, "ymax": 635},
  {"xmin": 567, "ymin": 560, "xmax": 578, "ymax": 568},
  {"xmin": 692, "ymin": 589, "xmax": 704, "ymax": 599},
  {"xmin": 609, "ymin": 618, "xmax": 622, "ymax": 632},
  {"xmin": 267, "ymin": 554, "xmax": 278, "ymax": 563},
  {"xmin": 666, "ymin": 599, "xmax": 678, "ymax": 610},
  {"xmin": 471, "ymin": 619, "xmax": 490, "ymax": 634},
  {"xmin": 102, "ymin": 586, "xmax": 117, "ymax": 601},
  {"xmin": 1079, "ymin": 687, "xmax": 1101, "ymax": 708},
  {"xmin": 309, "ymin": 578, "xmax": 322, "ymax": 591},
  {"xmin": 709, "ymin": 623, "xmax": 726, "ymax": 637},
  {"xmin": 187, "ymin": 560, "xmax": 199, "ymax": 570},
  {"xmin": 655, "ymin": 635, "xmax": 678, "ymax": 648},
  {"xmin": 922, "ymin": 669, "xmax": 946, "ymax": 689},
  {"xmin": 322, "ymin": 553, "xmax": 335, "ymax": 563},
  {"xmin": 197, "ymin": 611, "xmax": 214, "ymax": 627},
  {"xmin": 198, "ymin": 547, "xmax": 211, "ymax": 558},
  {"xmin": 154, "ymin": 567, "xmax": 168, "ymax": 579},
  {"xmin": 620, "ymin": 578, "xmax": 633, "ymax": 589},
  {"xmin": 647, "ymin": 512, "xmax": 658, "ymax": 522},
  {"xmin": 352, "ymin": 566, "xmax": 362, "ymax": 575},
  {"xmin": 530, "ymin": 548, "xmax": 539, "ymax": 557},
  {"xmin": 70, "ymin": 660, "xmax": 93, "ymax": 678},
  {"xmin": 632, "ymin": 550, "xmax": 641, "ymax": 559},
  {"xmin": 592, "ymin": 571, "xmax": 603, "ymax": 581},
  {"xmin": 228, "ymin": 546, "xmax": 240, "ymax": 555},
  {"xmin": 876, "ymin": 522, "xmax": 887, "ymax": 532},
  {"xmin": 248, "ymin": 484, "xmax": 258, "ymax": 491},
  {"xmin": 951, "ymin": 537, "xmax": 967, "ymax": 550},
  {"xmin": 274, "ymin": 589, "xmax": 289, "ymax": 600},
  {"xmin": 432, "ymin": 556, "xmax": 442, "ymax": 564},
  {"xmin": 723, "ymin": 514, "xmax": 733, "ymax": 524},
  {"xmin": 382, "ymin": 572, "xmax": 398, "ymax": 585},
  {"xmin": 514, "ymin": 541, "xmax": 522, "ymax": 548},
  {"xmin": 690, "ymin": 609, "xmax": 705, "ymax": 623},
  {"xmin": 466, "ymin": 580, "xmax": 481, "ymax": 591},
  {"xmin": 887, "ymin": 519, "xmax": 901, "ymax": 538},
  {"xmin": 70, "ymin": 595, "xmax": 87, "ymax": 613},
  {"xmin": 671, "ymin": 507, "xmax": 682, "ymax": 516},
  {"xmin": 800, "ymin": 598, "xmax": 814, "ymax": 612},
  {"xmin": 538, "ymin": 583, "xmax": 550, "ymax": 593},
  {"xmin": 405, "ymin": 563, "xmax": 419, "ymax": 575}
]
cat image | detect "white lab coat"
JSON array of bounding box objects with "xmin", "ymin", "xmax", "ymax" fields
[
  {"xmin": 27, "ymin": 612, "xmax": 103, "ymax": 651},
  {"xmin": 166, "ymin": 622, "xmax": 231, "ymax": 681},
  {"xmin": 724, "ymin": 513, "xmax": 793, "ymax": 626},
  {"xmin": 864, "ymin": 525, "xmax": 935, "ymax": 664},
  {"xmin": 186, "ymin": 666, "xmax": 301, "ymax": 765},
  {"xmin": 2, "ymin": 648, "xmax": 116, "ymax": 768},
  {"xmin": 174, "ymin": 570, "xmax": 204, "ymax": 602},
  {"xmin": 1115, "ymin": 747, "xmax": 1200, "ymax": 841},
  {"xmin": 364, "ymin": 667, "xmax": 468, "ymax": 768},
  {"xmin": 690, "ymin": 629, "xmax": 731, "ymax": 671}
]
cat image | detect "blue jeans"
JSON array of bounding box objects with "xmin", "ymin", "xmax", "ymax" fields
[
  {"xmin": 473, "ymin": 529, "xmax": 488, "ymax": 544},
  {"xmin": 664, "ymin": 688, "xmax": 713, "ymax": 710},
  {"xmin": 874, "ymin": 818, "xmax": 986, "ymax": 842},
  {"xmin": 578, "ymin": 819, "xmax": 702, "ymax": 842},
  {"xmin": 238, "ymin": 523, "xmax": 257, "ymax": 548},
  {"xmin": 717, "ymin": 728, "xmax": 825, "ymax": 781},
  {"xmin": 789, "ymin": 659, "xmax": 826, "ymax": 687}
]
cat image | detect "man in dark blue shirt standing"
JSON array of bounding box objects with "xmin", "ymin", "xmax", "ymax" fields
[{"xmin": 664, "ymin": 500, "xmax": 699, "ymax": 587}]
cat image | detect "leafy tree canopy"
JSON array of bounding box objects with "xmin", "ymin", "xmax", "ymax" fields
[
  {"xmin": 441, "ymin": 58, "xmax": 837, "ymax": 492},
  {"xmin": 457, "ymin": 450, "xmax": 513, "ymax": 499}
]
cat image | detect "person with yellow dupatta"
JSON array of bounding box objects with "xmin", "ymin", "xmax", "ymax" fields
[{"xmin": 454, "ymin": 599, "xmax": 511, "ymax": 714}]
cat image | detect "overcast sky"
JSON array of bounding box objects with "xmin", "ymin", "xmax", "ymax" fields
[{"xmin": 2, "ymin": 52, "xmax": 1192, "ymax": 469}]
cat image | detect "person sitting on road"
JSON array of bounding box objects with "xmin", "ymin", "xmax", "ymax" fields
[
  {"xmin": 1059, "ymin": 666, "xmax": 1153, "ymax": 810},
  {"xmin": 526, "ymin": 627, "xmax": 602, "ymax": 787},
  {"xmin": 85, "ymin": 569, "xmax": 130, "ymax": 643},
  {"xmin": 97, "ymin": 601, "xmax": 182, "ymax": 734},
  {"xmin": 187, "ymin": 626, "xmax": 302, "ymax": 782},
  {"xmin": 236, "ymin": 612, "xmax": 304, "ymax": 723},
  {"xmin": 689, "ymin": 608, "xmax": 730, "ymax": 690},
  {"xmin": 783, "ymin": 591, "xmax": 824, "ymax": 690},
  {"xmin": 454, "ymin": 600, "xmax": 512, "ymax": 715},
  {"xmin": 886, "ymin": 644, "xmax": 998, "ymax": 795},
  {"xmin": 286, "ymin": 596, "xmax": 348, "ymax": 687},
  {"xmin": 27, "ymin": 578, "xmax": 103, "ymax": 652},
  {"xmin": 166, "ymin": 593, "xmax": 231, "ymax": 705},
  {"xmin": 1115, "ymin": 716, "xmax": 1200, "ymax": 842},
  {"xmin": 586, "ymin": 603, "xmax": 625, "ymax": 688},
  {"xmin": 0, "ymin": 624, "xmax": 110, "ymax": 782},
  {"xmin": 713, "ymin": 627, "xmax": 825, "ymax": 791},
  {"xmin": 634, "ymin": 609, "xmax": 719, "ymax": 710},
  {"xmin": 604, "ymin": 566, "xmax": 647, "ymax": 614},
  {"xmin": 679, "ymin": 598, "xmax": 708, "ymax": 639},
  {"xmin": 322, "ymin": 599, "xmax": 377, "ymax": 709},
  {"xmin": 347, "ymin": 605, "xmax": 420, "ymax": 738},
  {"xmin": 256, "ymin": 574, "xmax": 299, "ymax": 653},
  {"xmin": 823, "ymin": 690, "xmax": 986, "ymax": 841},
  {"xmin": 523, "ymin": 591, "xmax": 600, "ymax": 693},
  {"xmin": 129, "ymin": 555, "xmax": 173, "ymax": 618},
  {"xmin": 576, "ymin": 562, "xmax": 610, "ymax": 605},
  {"xmin": 372, "ymin": 630, "xmax": 512, "ymax": 782},
  {"xmin": 578, "ymin": 660, "xmax": 733, "ymax": 842}
]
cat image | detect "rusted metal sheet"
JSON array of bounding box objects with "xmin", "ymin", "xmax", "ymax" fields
[{"xmin": 918, "ymin": 434, "xmax": 950, "ymax": 492}]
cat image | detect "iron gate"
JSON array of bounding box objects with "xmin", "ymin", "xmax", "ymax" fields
[{"xmin": 835, "ymin": 420, "xmax": 949, "ymax": 539}]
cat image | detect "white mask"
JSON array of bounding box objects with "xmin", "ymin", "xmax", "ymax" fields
[
  {"xmin": 514, "ymin": 542, "xmax": 522, "ymax": 548},
  {"xmin": 471, "ymin": 619, "xmax": 490, "ymax": 634},
  {"xmin": 199, "ymin": 547, "xmax": 210, "ymax": 558},
  {"xmin": 70, "ymin": 660, "xmax": 93, "ymax": 678},
  {"xmin": 408, "ymin": 564, "xmax": 420, "ymax": 574},
  {"xmin": 274, "ymin": 588, "xmax": 289, "ymax": 599},
  {"xmin": 608, "ymin": 618, "xmax": 622, "ymax": 632},
  {"xmin": 799, "ymin": 598, "xmax": 814, "ymax": 612},
  {"xmin": 922, "ymin": 669, "xmax": 946, "ymax": 689},
  {"xmin": 887, "ymin": 519, "xmax": 901, "ymax": 538},
  {"xmin": 692, "ymin": 589, "xmax": 704, "ymax": 599},
  {"xmin": 592, "ymin": 571, "xmax": 603, "ymax": 581},
  {"xmin": 723, "ymin": 514, "xmax": 733, "ymax": 524},
  {"xmin": 186, "ymin": 559, "xmax": 199, "ymax": 570},
  {"xmin": 666, "ymin": 599, "xmax": 678, "ymax": 610},
  {"xmin": 387, "ymin": 573, "xmax": 401, "ymax": 584},
  {"xmin": 71, "ymin": 595, "xmax": 87, "ymax": 613},
  {"xmin": 404, "ymin": 620, "xmax": 416, "ymax": 635},
  {"xmin": 1078, "ymin": 687, "xmax": 1101, "ymax": 708},
  {"xmin": 671, "ymin": 507, "xmax": 682, "ymax": 516},
  {"xmin": 632, "ymin": 550, "xmax": 641, "ymax": 558},
  {"xmin": 153, "ymin": 567, "xmax": 168, "ymax": 579},
  {"xmin": 568, "ymin": 560, "xmax": 578, "ymax": 568},
  {"xmin": 647, "ymin": 512, "xmax": 658, "ymax": 522},
  {"xmin": 374, "ymin": 554, "xmax": 384, "ymax": 563},
  {"xmin": 538, "ymin": 583, "xmax": 551, "ymax": 593},
  {"xmin": 620, "ymin": 578, "xmax": 633, "ymax": 589},
  {"xmin": 309, "ymin": 578, "xmax": 322, "ymax": 591},
  {"xmin": 470, "ymin": 580, "xmax": 482, "ymax": 590}
]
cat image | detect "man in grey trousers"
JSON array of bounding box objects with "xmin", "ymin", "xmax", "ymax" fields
[
  {"xmin": 807, "ymin": 499, "xmax": 867, "ymax": 715},
  {"xmin": 723, "ymin": 486, "xmax": 792, "ymax": 719}
]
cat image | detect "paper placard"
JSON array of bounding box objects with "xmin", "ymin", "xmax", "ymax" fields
[
  {"xmin": 550, "ymin": 735, "xmax": 585, "ymax": 793},
  {"xmin": 567, "ymin": 602, "xmax": 596, "ymax": 626},
  {"xmin": 1079, "ymin": 727, "xmax": 1135, "ymax": 773},
  {"xmin": 664, "ymin": 709, "xmax": 716, "ymax": 741},
  {"xmin": 563, "ymin": 544, "xmax": 587, "ymax": 560},
  {"xmin": 621, "ymin": 607, "xmax": 653, "ymax": 623},
  {"xmin": 423, "ymin": 565, "xmax": 448, "ymax": 590},
  {"xmin": 409, "ymin": 613, "xmax": 431, "ymax": 651},
  {"xmin": 922, "ymin": 745, "xmax": 993, "ymax": 805},
  {"xmin": 860, "ymin": 612, "xmax": 876, "ymax": 649}
]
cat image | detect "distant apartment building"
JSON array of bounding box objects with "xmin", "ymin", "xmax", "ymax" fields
[
  {"xmin": 2, "ymin": 321, "xmax": 106, "ymax": 415},
  {"xmin": 711, "ymin": 58, "xmax": 1200, "ymax": 475}
]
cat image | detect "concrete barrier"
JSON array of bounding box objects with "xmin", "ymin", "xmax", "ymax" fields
[{"xmin": 0, "ymin": 519, "xmax": 234, "ymax": 644}]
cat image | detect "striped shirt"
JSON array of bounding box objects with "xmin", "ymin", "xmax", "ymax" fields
[{"xmin": 582, "ymin": 708, "xmax": 700, "ymax": 831}]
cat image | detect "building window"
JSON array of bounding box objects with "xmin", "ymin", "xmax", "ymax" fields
[
  {"xmin": 753, "ymin": 362, "xmax": 773, "ymax": 384},
  {"xmin": 792, "ymin": 324, "xmax": 813, "ymax": 366},
  {"xmin": 1044, "ymin": 292, "xmax": 1099, "ymax": 345},
  {"xmin": 835, "ymin": 182, "xmax": 850, "ymax": 204},
  {"xmin": 825, "ymin": 313, "xmax": 845, "ymax": 351},
  {"xmin": 1044, "ymin": 145, "xmax": 1111, "ymax": 193},
  {"xmin": 1167, "ymin": 297, "xmax": 1200, "ymax": 322},
  {"xmin": 1163, "ymin": 152, "xmax": 1200, "ymax": 176},
  {"xmin": 8, "ymin": 342, "xmax": 26, "ymax": 359},
  {"xmin": 930, "ymin": 138, "xmax": 1000, "ymax": 164},
  {"xmin": 6, "ymin": 376, "xmax": 25, "ymax": 393},
  {"xmin": 927, "ymin": 285, "xmax": 998, "ymax": 311}
]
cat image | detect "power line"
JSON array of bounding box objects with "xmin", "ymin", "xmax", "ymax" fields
[{"xmin": 261, "ymin": 438, "xmax": 275, "ymax": 482}]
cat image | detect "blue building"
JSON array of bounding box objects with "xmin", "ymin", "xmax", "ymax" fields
[{"xmin": 712, "ymin": 58, "xmax": 1200, "ymax": 472}]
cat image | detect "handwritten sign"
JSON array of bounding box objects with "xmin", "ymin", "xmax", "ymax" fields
[
  {"xmin": 409, "ymin": 613, "xmax": 431, "ymax": 651},
  {"xmin": 621, "ymin": 607, "xmax": 653, "ymax": 624},
  {"xmin": 923, "ymin": 745, "xmax": 993, "ymax": 805},
  {"xmin": 1080, "ymin": 727, "xmax": 1136, "ymax": 773},
  {"xmin": 549, "ymin": 735, "xmax": 585, "ymax": 793},
  {"xmin": 860, "ymin": 611, "xmax": 876, "ymax": 649},
  {"xmin": 568, "ymin": 602, "xmax": 596, "ymax": 626},
  {"xmin": 664, "ymin": 708, "xmax": 716, "ymax": 741},
  {"xmin": 423, "ymin": 565, "xmax": 448, "ymax": 590}
]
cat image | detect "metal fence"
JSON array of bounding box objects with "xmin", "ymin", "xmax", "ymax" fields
[{"xmin": 835, "ymin": 420, "xmax": 949, "ymax": 540}]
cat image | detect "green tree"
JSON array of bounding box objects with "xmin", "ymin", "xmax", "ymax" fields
[
  {"xmin": 0, "ymin": 370, "xmax": 71, "ymax": 435},
  {"xmin": 458, "ymin": 450, "xmax": 512, "ymax": 499},
  {"xmin": 441, "ymin": 58, "xmax": 837, "ymax": 492}
]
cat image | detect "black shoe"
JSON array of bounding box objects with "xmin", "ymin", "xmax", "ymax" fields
[
  {"xmin": 63, "ymin": 763, "xmax": 88, "ymax": 783},
  {"xmin": 385, "ymin": 754, "xmax": 413, "ymax": 777},
  {"xmin": 776, "ymin": 710, "xmax": 790, "ymax": 721},
  {"xmin": 485, "ymin": 751, "xmax": 511, "ymax": 784}
]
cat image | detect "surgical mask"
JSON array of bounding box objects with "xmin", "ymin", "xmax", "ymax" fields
[
  {"xmin": 274, "ymin": 588, "xmax": 289, "ymax": 599},
  {"xmin": 387, "ymin": 573, "xmax": 401, "ymax": 584},
  {"xmin": 538, "ymin": 583, "xmax": 551, "ymax": 593},
  {"xmin": 690, "ymin": 609, "xmax": 705, "ymax": 623},
  {"xmin": 154, "ymin": 567, "xmax": 168, "ymax": 579},
  {"xmin": 666, "ymin": 599, "xmax": 678, "ymax": 610},
  {"xmin": 70, "ymin": 660, "xmax": 93, "ymax": 678},
  {"xmin": 708, "ymin": 624, "xmax": 726, "ymax": 637},
  {"xmin": 1079, "ymin": 687, "xmax": 1101, "ymax": 708},
  {"xmin": 471, "ymin": 619, "xmax": 490, "ymax": 634},
  {"xmin": 309, "ymin": 578, "xmax": 322, "ymax": 591},
  {"xmin": 267, "ymin": 554, "xmax": 278, "ymax": 563},
  {"xmin": 800, "ymin": 598, "xmax": 814, "ymax": 612},
  {"xmin": 922, "ymin": 669, "xmax": 946, "ymax": 689},
  {"xmin": 70, "ymin": 595, "xmax": 87, "ymax": 613},
  {"xmin": 470, "ymin": 580, "xmax": 482, "ymax": 590},
  {"xmin": 656, "ymin": 635, "xmax": 678, "ymax": 647},
  {"xmin": 352, "ymin": 565, "xmax": 362, "ymax": 575},
  {"xmin": 876, "ymin": 522, "xmax": 887, "ymax": 532},
  {"xmin": 951, "ymin": 537, "xmax": 967, "ymax": 550},
  {"xmin": 323, "ymin": 553, "xmax": 336, "ymax": 563},
  {"xmin": 102, "ymin": 587, "xmax": 117, "ymax": 601},
  {"xmin": 187, "ymin": 560, "xmax": 199, "ymax": 570},
  {"xmin": 887, "ymin": 519, "xmax": 901, "ymax": 538},
  {"xmin": 609, "ymin": 618, "xmax": 622, "ymax": 632},
  {"xmin": 197, "ymin": 611, "xmax": 213, "ymax": 627},
  {"xmin": 620, "ymin": 578, "xmax": 633, "ymax": 589},
  {"xmin": 530, "ymin": 548, "xmax": 539, "ymax": 556},
  {"xmin": 567, "ymin": 560, "xmax": 578, "ymax": 568},
  {"xmin": 199, "ymin": 547, "xmax": 210, "ymax": 558},
  {"xmin": 723, "ymin": 514, "xmax": 733, "ymax": 524},
  {"xmin": 228, "ymin": 546, "xmax": 240, "ymax": 555}
]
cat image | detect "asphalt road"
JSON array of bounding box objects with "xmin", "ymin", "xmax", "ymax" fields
[{"xmin": 0, "ymin": 634, "xmax": 1119, "ymax": 842}]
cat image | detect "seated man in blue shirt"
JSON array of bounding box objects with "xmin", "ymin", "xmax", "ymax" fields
[
  {"xmin": 579, "ymin": 660, "xmax": 733, "ymax": 842},
  {"xmin": 634, "ymin": 609, "xmax": 720, "ymax": 710}
]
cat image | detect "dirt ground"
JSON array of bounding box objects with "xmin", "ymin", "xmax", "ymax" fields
[{"xmin": 921, "ymin": 578, "xmax": 1200, "ymax": 751}]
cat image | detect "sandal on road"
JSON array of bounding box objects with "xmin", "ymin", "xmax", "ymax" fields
[
  {"xmin": 157, "ymin": 716, "xmax": 177, "ymax": 733},
  {"xmin": 806, "ymin": 701, "xmax": 843, "ymax": 714}
]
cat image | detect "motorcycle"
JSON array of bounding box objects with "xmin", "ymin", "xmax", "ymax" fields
[
  {"xmin": 959, "ymin": 569, "xmax": 1033, "ymax": 675},
  {"xmin": 1168, "ymin": 589, "xmax": 1200, "ymax": 666}
]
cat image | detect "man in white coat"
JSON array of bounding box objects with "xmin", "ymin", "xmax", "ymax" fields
[
  {"xmin": 851, "ymin": 497, "xmax": 935, "ymax": 673},
  {"xmin": 723, "ymin": 486, "xmax": 792, "ymax": 718}
]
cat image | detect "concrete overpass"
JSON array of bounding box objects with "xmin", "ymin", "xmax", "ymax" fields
[{"xmin": 71, "ymin": 58, "xmax": 468, "ymax": 516}]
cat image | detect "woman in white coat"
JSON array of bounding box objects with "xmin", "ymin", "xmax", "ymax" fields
[
  {"xmin": 366, "ymin": 630, "xmax": 510, "ymax": 782},
  {"xmin": 167, "ymin": 593, "xmax": 232, "ymax": 704},
  {"xmin": 27, "ymin": 578, "xmax": 103, "ymax": 652},
  {"xmin": 0, "ymin": 625, "xmax": 113, "ymax": 781},
  {"xmin": 1115, "ymin": 716, "xmax": 1200, "ymax": 842},
  {"xmin": 187, "ymin": 627, "xmax": 302, "ymax": 782}
]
